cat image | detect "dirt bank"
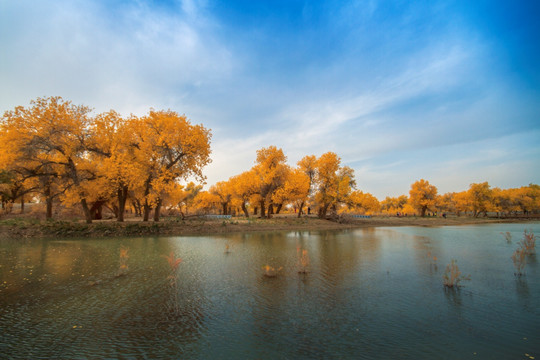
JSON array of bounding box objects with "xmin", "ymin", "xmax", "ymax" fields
[{"xmin": 0, "ymin": 215, "xmax": 537, "ymax": 240}]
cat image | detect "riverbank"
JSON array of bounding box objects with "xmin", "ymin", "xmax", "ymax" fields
[{"xmin": 0, "ymin": 214, "xmax": 537, "ymax": 239}]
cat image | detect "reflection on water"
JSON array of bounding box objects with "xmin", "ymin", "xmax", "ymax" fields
[{"xmin": 1, "ymin": 223, "xmax": 540, "ymax": 359}]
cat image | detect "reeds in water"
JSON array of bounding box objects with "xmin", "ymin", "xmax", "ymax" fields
[{"xmin": 443, "ymin": 259, "xmax": 470, "ymax": 288}]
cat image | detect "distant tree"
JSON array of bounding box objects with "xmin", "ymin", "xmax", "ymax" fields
[
  {"xmin": 314, "ymin": 152, "xmax": 356, "ymax": 218},
  {"xmin": 409, "ymin": 179, "xmax": 438, "ymax": 217},
  {"xmin": 467, "ymin": 182, "xmax": 493, "ymax": 217}
]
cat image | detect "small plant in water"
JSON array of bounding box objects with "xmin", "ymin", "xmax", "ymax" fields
[
  {"xmin": 443, "ymin": 259, "xmax": 470, "ymax": 288},
  {"xmin": 163, "ymin": 252, "xmax": 182, "ymax": 283},
  {"xmin": 512, "ymin": 247, "xmax": 527, "ymax": 276},
  {"xmin": 298, "ymin": 249, "xmax": 310, "ymax": 274},
  {"xmin": 162, "ymin": 252, "xmax": 183, "ymax": 313},
  {"xmin": 117, "ymin": 246, "xmax": 129, "ymax": 276},
  {"xmin": 224, "ymin": 241, "xmax": 231, "ymax": 253},
  {"xmin": 521, "ymin": 229, "xmax": 536, "ymax": 254},
  {"xmin": 262, "ymin": 265, "xmax": 283, "ymax": 278},
  {"xmin": 512, "ymin": 230, "xmax": 536, "ymax": 276},
  {"xmin": 500, "ymin": 231, "xmax": 512, "ymax": 243}
]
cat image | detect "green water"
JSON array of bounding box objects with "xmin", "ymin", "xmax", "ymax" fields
[{"xmin": 1, "ymin": 223, "xmax": 539, "ymax": 359}]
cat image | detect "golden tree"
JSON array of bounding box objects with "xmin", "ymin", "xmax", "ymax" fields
[
  {"xmin": 130, "ymin": 110, "xmax": 211, "ymax": 221},
  {"xmin": 314, "ymin": 152, "xmax": 356, "ymax": 218},
  {"xmin": 409, "ymin": 179, "xmax": 438, "ymax": 217},
  {"xmin": 210, "ymin": 180, "xmax": 233, "ymax": 215},
  {"xmin": 1, "ymin": 97, "xmax": 96, "ymax": 222},
  {"xmin": 252, "ymin": 146, "xmax": 289, "ymax": 218},
  {"xmin": 467, "ymin": 182, "xmax": 493, "ymax": 217},
  {"xmin": 348, "ymin": 190, "xmax": 380, "ymax": 214},
  {"xmin": 229, "ymin": 171, "xmax": 257, "ymax": 217}
]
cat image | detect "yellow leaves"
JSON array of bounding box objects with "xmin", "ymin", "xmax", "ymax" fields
[{"xmin": 409, "ymin": 179, "xmax": 438, "ymax": 216}]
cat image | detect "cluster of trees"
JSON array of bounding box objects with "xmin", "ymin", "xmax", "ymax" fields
[
  {"xmin": 2, "ymin": 97, "xmax": 538, "ymax": 222},
  {"xmin": 195, "ymin": 147, "xmax": 373, "ymax": 219},
  {"xmin": 0, "ymin": 97, "xmax": 211, "ymax": 223},
  {"xmin": 399, "ymin": 180, "xmax": 540, "ymax": 217}
]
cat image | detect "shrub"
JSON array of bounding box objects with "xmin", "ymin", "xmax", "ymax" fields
[
  {"xmin": 512, "ymin": 247, "xmax": 527, "ymax": 276},
  {"xmin": 443, "ymin": 259, "xmax": 470, "ymax": 288}
]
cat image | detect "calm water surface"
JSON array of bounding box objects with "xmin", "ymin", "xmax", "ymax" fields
[{"xmin": 1, "ymin": 223, "xmax": 539, "ymax": 359}]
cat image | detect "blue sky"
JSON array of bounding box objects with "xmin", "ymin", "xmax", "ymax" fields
[{"xmin": 1, "ymin": 0, "xmax": 539, "ymax": 198}]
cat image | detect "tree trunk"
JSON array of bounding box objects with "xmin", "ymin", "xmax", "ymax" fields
[
  {"xmin": 421, "ymin": 207, "xmax": 427, "ymax": 217},
  {"xmin": 117, "ymin": 186, "xmax": 128, "ymax": 222},
  {"xmin": 20, "ymin": 195, "xmax": 25, "ymax": 214},
  {"xmin": 318, "ymin": 204, "xmax": 329, "ymax": 219},
  {"xmin": 90, "ymin": 201, "xmax": 104, "ymax": 220},
  {"xmin": 81, "ymin": 198, "xmax": 92, "ymax": 224},
  {"xmin": 241, "ymin": 202, "xmax": 249, "ymax": 217},
  {"xmin": 267, "ymin": 203, "xmax": 274, "ymax": 218},
  {"xmin": 259, "ymin": 199, "xmax": 266, "ymax": 218},
  {"xmin": 275, "ymin": 203, "xmax": 283, "ymax": 214},
  {"xmin": 46, "ymin": 198, "xmax": 53, "ymax": 219},
  {"xmin": 143, "ymin": 199, "xmax": 151, "ymax": 222},
  {"xmin": 297, "ymin": 201, "xmax": 304, "ymax": 218},
  {"xmin": 222, "ymin": 202, "xmax": 228, "ymax": 215},
  {"xmin": 153, "ymin": 198, "xmax": 162, "ymax": 222}
]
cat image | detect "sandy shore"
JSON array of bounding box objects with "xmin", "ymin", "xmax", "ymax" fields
[{"xmin": 0, "ymin": 214, "xmax": 537, "ymax": 239}]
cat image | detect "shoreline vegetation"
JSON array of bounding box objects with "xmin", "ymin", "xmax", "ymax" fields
[{"xmin": 0, "ymin": 214, "xmax": 537, "ymax": 239}]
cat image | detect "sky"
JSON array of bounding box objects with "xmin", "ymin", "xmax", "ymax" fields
[{"xmin": 1, "ymin": 0, "xmax": 539, "ymax": 199}]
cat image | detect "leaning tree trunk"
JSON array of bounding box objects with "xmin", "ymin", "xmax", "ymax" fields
[
  {"xmin": 297, "ymin": 201, "xmax": 304, "ymax": 218},
  {"xmin": 20, "ymin": 195, "xmax": 24, "ymax": 214},
  {"xmin": 241, "ymin": 202, "xmax": 249, "ymax": 218}
]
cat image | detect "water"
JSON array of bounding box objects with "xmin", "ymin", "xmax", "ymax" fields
[{"xmin": 1, "ymin": 223, "xmax": 539, "ymax": 359}]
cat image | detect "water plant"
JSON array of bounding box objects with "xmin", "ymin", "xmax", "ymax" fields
[
  {"xmin": 163, "ymin": 252, "xmax": 183, "ymax": 313},
  {"xmin": 163, "ymin": 252, "xmax": 182, "ymax": 284},
  {"xmin": 442, "ymin": 259, "xmax": 470, "ymax": 288},
  {"xmin": 500, "ymin": 231, "xmax": 512, "ymax": 243},
  {"xmin": 262, "ymin": 265, "xmax": 282, "ymax": 278},
  {"xmin": 521, "ymin": 229, "xmax": 536, "ymax": 254},
  {"xmin": 511, "ymin": 230, "xmax": 537, "ymax": 276},
  {"xmin": 117, "ymin": 246, "xmax": 129, "ymax": 276},
  {"xmin": 511, "ymin": 247, "xmax": 527, "ymax": 276},
  {"xmin": 298, "ymin": 249, "xmax": 310, "ymax": 274}
]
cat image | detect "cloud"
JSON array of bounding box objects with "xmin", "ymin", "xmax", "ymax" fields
[{"xmin": 0, "ymin": 0, "xmax": 234, "ymax": 116}]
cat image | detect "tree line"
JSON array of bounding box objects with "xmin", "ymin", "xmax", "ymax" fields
[{"xmin": 1, "ymin": 97, "xmax": 538, "ymax": 222}]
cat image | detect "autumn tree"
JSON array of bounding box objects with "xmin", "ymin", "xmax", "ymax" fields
[
  {"xmin": 314, "ymin": 152, "xmax": 356, "ymax": 218},
  {"xmin": 229, "ymin": 171, "xmax": 257, "ymax": 217},
  {"xmin": 295, "ymin": 155, "xmax": 317, "ymax": 217},
  {"xmin": 348, "ymin": 191, "xmax": 380, "ymax": 214},
  {"xmin": 210, "ymin": 180, "xmax": 233, "ymax": 215},
  {"xmin": 168, "ymin": 181, "xmax": 202, "ymax": 218},
  {"xmin": 380, "ymin": 195, "xmax": 408, "ymax": 214},
  {"xmin": 130, "ymin": 110, "xmax": 211, "ymax": 221},
  {"xmin": 467, "ymin": 182, "xmax": 493, "ymax": 217},
  {"xmin": 409, "ymin": 179, "xmax": 438, "ymax": 217},
  {"xmin": 252, "ymin": 146, "xmax": 289, "ymax": 218},
  {"xmin": 273, "ymin": 167, "xmax": 311, "ymax": 217},
  {"xmin": 1, "ymin": 97, "xmax": 98, "ymax": 222}
]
